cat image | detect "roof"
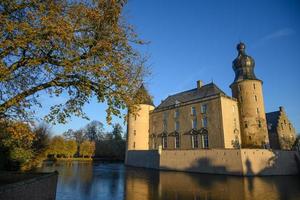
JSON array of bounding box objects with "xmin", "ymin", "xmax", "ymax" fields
[
  {"xmin": 266, "ymin": 111, "xmax": 280, "ymax": 131},
  {"xmin": 155, "ymin": 82, "xmax": 226, "ymax": 110}
]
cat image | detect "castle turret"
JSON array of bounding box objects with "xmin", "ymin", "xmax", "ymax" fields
[
  {"xmin": 230, "ymin": 42, "xmax": 269, "ymax": 148},
  {"xmin": 126, "ymin": 84, "xmax": 154, "ymax": 151}
]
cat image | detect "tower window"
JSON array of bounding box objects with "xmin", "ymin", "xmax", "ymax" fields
[
  {"xmin": 256, "ymin": 108, "xmax": 259, "ymax": 114},
  {"xmin": 255, "ymin": 95, "xmax": 257, "ymax": 102},
  {"xmin": 245, "ymin": 122, "xmax": 248, "ymax": 128},
  {"xmin": 133, "ymin": 142, "xmax": 135, "ymax": 149},
  {"xmin": 258, "ymin": 120, "xmax": 262, "ymax": 128},
  {"xmin": 249, "ymin": 136, "xmax": 252, "ymax": 140},
  {"xmin": 253, "ymin": 83, "xmax": 256, "ymax": 89},
  {"xmin": 134, "ymin": 130, "xmax": 136, "ymax": 136}
]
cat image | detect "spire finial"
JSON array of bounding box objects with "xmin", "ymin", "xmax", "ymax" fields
[{"xmin": 236, "ymin": 42, "xmax": 246, "ymax": 54}]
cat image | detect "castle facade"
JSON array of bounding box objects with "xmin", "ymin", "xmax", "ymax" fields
[{"xmin": 127, "ymin": 43, "xmax": 297, "ymax": 152}]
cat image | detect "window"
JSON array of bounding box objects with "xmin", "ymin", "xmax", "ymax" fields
[
  {"xmin": 175, "ymin": 121, "xmax": 180, "ymax": 131},
  {"xmin": 284, "ymin": 120, "xmax": 286, "ymax": 125},
  {"xmin": 192, "ymin": 119, "xmax": 197, "ymax": 129},
  {"xmin": 191, "ymin": 135, "xmax": 199, "ymax": 148},
  {"xmin": 174, "ymin": 109, "xmax": 179, "ymax": 118},
  {"xmin": 134, "ymin": 115, "xmax": 137, "ymax": 121},
  {"xmin": 191, "ymin": 106, "xmax": 196, "ymax": 116},
  {"xmin": 163, "ymin": 120, "xmax": 167, "ymax": 131},
  {"xmin": 133, "ymin": 142, "xmax": 135, "ymax": 149},
  {"xmin": 253, "ymin": 83, "xmax": 256, "ymax": 89},
  {"xmin": 134, "ymin": 130, "xmax": 136, "ymax": 136},
  {"xmin": 289, "ymin": 123, "xmax": 292, "ymax": 131},
  {"xmin": 255, "ymin": 95, "xmax": 257, "ymax": 102},
  {"xmin": 256, "ymin": 108, "xmax": 259, "ymax": 114},
  {"xmin": 245, "ymin": 122, "xmax": 248, "ymax": 128},
  {"xmin": 162, "ymin": 136, "xmax": 168, "ymax": 149},
  {"xmin": 175, "ymin": 135, "xmax": 180, "ymax": 149},
  {"xmin": 201, "ymin": 104, "xmax": 207, "ymax": 114},
  {"xmin": 202, "ymin": 134, "xmax": 209, "ymax": 149},
  {"xmin": 202, "ymin": 117, "xmax": 207, "ymax": 128},
  {"xmin": 258, "ymin": 120, "xmax": 262, "ymax": 128}
]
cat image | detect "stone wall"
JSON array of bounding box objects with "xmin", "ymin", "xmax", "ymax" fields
[
  {"xmin": 126, "ymin": 149, "xmax": 300, "ymax": 176},
  {"xmin": 0, "ymin": 172, "xmax": 58, "ymax": 200}
]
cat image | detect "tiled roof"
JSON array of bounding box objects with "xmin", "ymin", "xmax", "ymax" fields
[{"xmin": 155, "ymin": 83, "xmax": 226, "ymax": 110}]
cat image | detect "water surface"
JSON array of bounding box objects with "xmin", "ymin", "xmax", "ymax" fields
[{"xmin": 39, "ymin": 161, "xmax": 300, "ymax": 200}]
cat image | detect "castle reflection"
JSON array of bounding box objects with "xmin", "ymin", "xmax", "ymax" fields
[{"xmin": 39, "ymin": 162, "xmax": 300, "ymax": 200}]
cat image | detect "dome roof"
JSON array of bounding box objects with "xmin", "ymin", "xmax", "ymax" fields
[
  {"xmin": 233, "ymin": 42, "xmax": 255, "ymax": 69},
  {"xmin": 232, "ymin": 42, "xmax": 259, "ymax": 83}
]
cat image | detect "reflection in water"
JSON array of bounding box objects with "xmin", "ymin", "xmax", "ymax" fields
[{"xmin": 39, "ymin": 161, "xmax": 300, "ymax": 200}]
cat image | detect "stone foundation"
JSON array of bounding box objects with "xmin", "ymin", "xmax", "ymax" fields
[{"xmin": 125, "ymin": 149, "xmax": 300, "ymax": 176}]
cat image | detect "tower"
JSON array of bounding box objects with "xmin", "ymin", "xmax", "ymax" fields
[
  {"xmin": 126, "ymin": 84, "xmax": 154, "ymax": 151},
  {"xmin": 230, "ymin": 42, "xmax": 269, "ymax": 148}
]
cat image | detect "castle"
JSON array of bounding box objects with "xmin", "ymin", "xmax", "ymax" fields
[{"xmin": 127, "ymin": 42, "xmax": 297, "ymax": 152}]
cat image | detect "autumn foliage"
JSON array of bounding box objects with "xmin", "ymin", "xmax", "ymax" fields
[{"xmin": 0, "ymin": 0, "xmax": 147, "ymax": 123}]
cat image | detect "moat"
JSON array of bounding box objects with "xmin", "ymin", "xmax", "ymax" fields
[{"xmin": 38, "ymin": 161, "xmax": 300, "ymax": 200}]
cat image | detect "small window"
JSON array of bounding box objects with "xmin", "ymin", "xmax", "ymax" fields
[
  {"xmin": 192, "ymin": 119, "xmax": 197, "ymax": 129},
  {"xmin": 191, "ymin": 135, "xmax": 199, "ymax": 148},
  {"xmin": 133, "ymin": 142, "xmax": 135, "ymax": 149},
  {"xmin": 201, "ymin": 104, "xmax": 207, "ymax": 114},
  {"xmin": 191, "ymin": 106, "xmax": 196, "ymax": 116},
  {"xmin": 256, "ymin": 108, "xmax": 259, "ymax": 114},
  {"xmin": 249, "ymin": 136, "xmax": 252, "ymax": 140},
  {"xmin": 255, "ymin": 95, "xmax": 257, "ymax": 102},
  {"xmin": 284, "ymin": 120, "xmax": 286, "ymax": 125},
  {"xmin": 202, "ymin": 117, "xmax": 208, "ymax": 128},
  {"xmin": 162, "ymin": 136, "xmax": 167, "ymax": 149},
  {"xmin": 245, "ymin": 122, "xmax": 248, "ymax": 128},
  {"xmin": 175, "ymin": 135, "xmax": 180, "ymax": 149},
  {"xmin": 253, "ymin": 83, "xmax": 256, "ymax": 89},
  {"xmin": 175, "ymin": 121, "xmax": 180, "ymax": 131},
  {"xmin": 258, "ymin": 120, "xmax": 262, "ymax": 128},
  {"xmin": 134, "ymin": 115, "xmax": 137, "ymax": 121},
  {"xmin": 174, "ymin": 109, "xmax": 179, "ymax": 118},
  {"xmin": 134, "ymin": 130, "xmax": 136, "ymax": 136}
]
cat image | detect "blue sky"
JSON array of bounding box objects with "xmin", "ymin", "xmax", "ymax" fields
[{"xmin": 39, "ymin": 0, "xmax": 300, "ymax": 134}]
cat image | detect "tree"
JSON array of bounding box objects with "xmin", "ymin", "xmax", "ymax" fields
[
  {"xmin": 63, "ymin": 128, "xmax": 85, "ymax": 146},
  {"xmin": 0, "ymin": 0, "xmax": 147, "ymax": 124},
  {"xmin": 47, "ymin": 136, "xmax": 65, "ymax": 158},
  {"xmin": 65, "ymin": 140, "xmax": 77, "ymax": 158},
  {"xmin": 84, "ymin": 120, "xmax": 105, "ymax": 141},
  {"xmin": 80, "ymin": 140, "xmax": 95, "ymax": 158},
  {"xmin": 112, "ymin": 123, "xmax": 123, "ymax": 141},
  {"xmin": 0, "ymin": 120, "xmax": 35, "ymax": 170}
]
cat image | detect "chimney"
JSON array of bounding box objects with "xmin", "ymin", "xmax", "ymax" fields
[{"xmin": 197, "ymin": 80, "xmax": 203, "ymax": 89}]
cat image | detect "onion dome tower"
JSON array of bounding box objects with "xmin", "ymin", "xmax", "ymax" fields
[
  {"xmin": 126, "ymin": 84, "xmax": 154, "ymax": 152},
  {"xmin": 230, "ymin": 42, "xmax": 269, "ymax": 148}
]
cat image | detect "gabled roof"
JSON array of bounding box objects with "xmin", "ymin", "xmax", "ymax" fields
[
  {"xmin": 266, "ymin": 111, "xmax": 280, "ymax": 131},
  {"xmin": 155, "ymin": 82, "xmax": 226, "ymax": 110}
]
